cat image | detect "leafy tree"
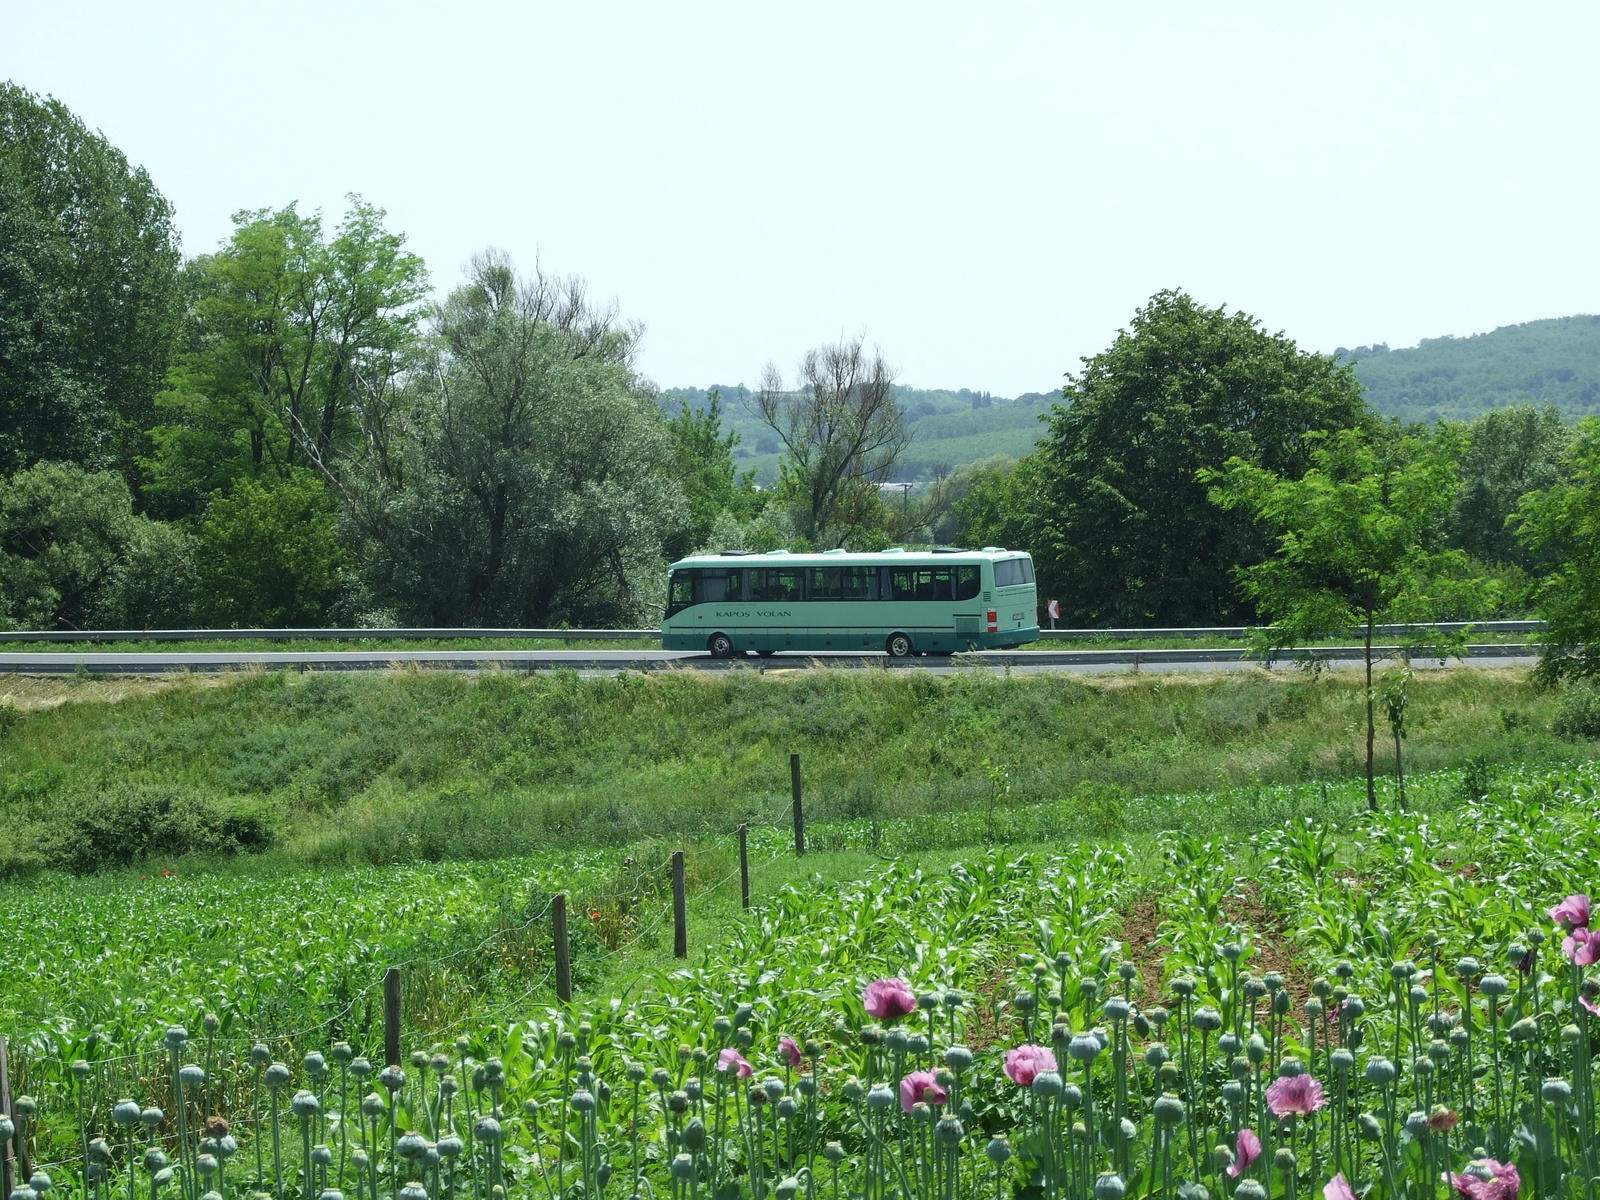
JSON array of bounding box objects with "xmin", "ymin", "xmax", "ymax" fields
[
  {"xmin": 1027, "ymin": 291, "xmax": 1369, "ymax": 625},
  {"xmin": 144, "ymin": 199, "xmax": 426, "ymax": 516},
  {"xmin": 0, "ymin": 462, "xmax": 197, "ymax": 630},
  {"xmin": 1205, "ymin": 425, "xmax": 1470, "ymax": 810},
  {"xmin": 344, "ymin": 252, "xmax": 682, "ymax": 625},
  {"xmin": 1445, "ymin": 404, "xmax": 1572, "ymax": 571},
  {"xmin": 662, "ymin": 390, "xmax": 761, "ymax": 559},
  {"xmin": 194, "ymin": 469, "xmax": 348, "ymax": 627},
  {"xmin": 755, "ymin": 336, "xmax": 910, "ymax": 546},
  {"xmin": 1515, "ymin": 416, "xmax": 1600, "ymax": 682},
  {"xmin": 0, "ymin": 83, "xmax": 182, "ymax": 477}
]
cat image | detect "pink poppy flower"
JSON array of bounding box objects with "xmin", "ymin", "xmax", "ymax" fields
[
  {"xmin": 899, "ymin": 1069, "xmax": 946, "ymax": 1114},
  {"xmin": 1549, "ymin": 894, "xmax": 1591, "ymax": 932},
  {"xmin": 1266, "ymin": 1074, "xmax": 1327, "ymax": 1117},
  {"xmin": 1581, "ymin": 994, "xmax": 1599, "ymax": 1018},
  {"xmin": 863, "ymin": 978, "xmax": 918, "ymax": 1021},
  {"xmin": 1452, "ymin": 1160, "xmax": 1520, "ymax": 1200},
  {"xmin": 717, "ymin": 1048, "xmax": 753, "ymax": 1078},
  {"xmin": 1228, "ymin": 1128, "xmax": 1261, "ymax": 1178},
  {"xmin": 1563, "ymin": 928, "xmax": 1600, "ymax": 967},
  {"xmin": 1003, "ymin": 1044, "xmax": 1058, "ymax": 1087},
  {"xmin": 1324, "ymin": 1174, "xmax": 1357, "ymax": 1200},
  {"xmin": 778, "ymin": 1037, "xmax": 802, "ymax": 1068}
]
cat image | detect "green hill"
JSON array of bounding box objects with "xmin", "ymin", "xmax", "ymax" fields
[
  {"xmin": 662, "ymin": 384, "xmax": 1058, "ymax": 483},
  {"xmin": 1339, "ymin": 314, "xmax": 1600, "ymax": 424}
]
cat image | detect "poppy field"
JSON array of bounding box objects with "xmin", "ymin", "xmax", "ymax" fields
[{"xmin": 2, "ymin": 762, "xmax": 1598, "ymax": 1200}]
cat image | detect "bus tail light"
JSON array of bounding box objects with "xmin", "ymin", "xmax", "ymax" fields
[{"xmin": 986, "ymin": 609, "xmax": 998, "ymax": 632}]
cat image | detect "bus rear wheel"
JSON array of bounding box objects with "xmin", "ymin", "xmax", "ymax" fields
[
  {"xmin": 707, "ymin": 632, "xmax": 736, "ymax": 659},
  {"xmin": 886, "ymin": 632, "xmax": 914, "ymax": 659}
]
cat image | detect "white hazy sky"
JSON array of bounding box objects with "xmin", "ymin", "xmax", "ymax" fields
[{"xmin": 5, "ymin": 3, "xmax": 1598, "ymax": 396}]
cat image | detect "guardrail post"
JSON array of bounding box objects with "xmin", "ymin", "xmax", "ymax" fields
[
  {"xmin": 672, "ymin": 852, "xmax": 687, "ymax": 958},
  {"xmin": 791, "ymin": 753, "xmax": 805, "ymax": 856},
  {"xmin": 553, "ymin": 892, "xmax": 572, "ymax": 1004}
]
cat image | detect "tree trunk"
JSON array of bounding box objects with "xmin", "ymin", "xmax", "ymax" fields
[{"xmin": 1365, "ymin": 614, "xmax": 1377, "ymax": 812}]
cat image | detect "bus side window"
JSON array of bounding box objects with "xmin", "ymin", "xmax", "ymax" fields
[
  {"xmin": 955, "ymin": 565, "xmax": 981, "ymax": 600},
  {"xmin": 844, "ymin": 566, "xmax": 877, "ymax": 599},
  {"xmin": 889, "ymin": 569, "xmax": 917, "ymax": 601},
  {"xmin": 754, "ymin": 569, "xmax": 800, "ymax": 602},
  {"xmin": 668, "ymin": 569, "xmax": 696, "ymax": 614},
  {"xmin": 807, "ymin": 567, "xmax": 843, "ymax": 600},
  {"xmin": 918, "ymin": 568, "xmax": 953, "ymax": 601}
]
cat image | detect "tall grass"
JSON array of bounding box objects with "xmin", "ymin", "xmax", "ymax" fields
[{"xmin": 0, "ymin": 666, "xmax": 1589, "ymax": 874}]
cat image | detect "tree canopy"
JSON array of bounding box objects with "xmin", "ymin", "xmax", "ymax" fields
[
  {"xmin": 1025, "ymin": 290, "xmax": 1370, "ymax": 625},
  {"xmin": 0, "ymin": 82, "xmax": 182, "ymax": 478}
]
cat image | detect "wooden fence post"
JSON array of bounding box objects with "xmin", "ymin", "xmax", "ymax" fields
[
  {"xmin": 553, "ymin": 892, "xmax": 572, "ymax": 1004},
  {"xmin": 738, "ymin": 824, "xmax": 750, "ymax": 909},
  {"xmin": 790, "ymin": 752, "xmax": 805, "ymax": 856},
  {"xmin": 382, "ymin": 968, "xmax": 402, "ymax": 1068},
  {"xmin": 672, "ymin": 851, "xmax": 687, "ymax": 959},
  {"xmin": 0, "ymin": 1034, "xmax": 14, "ymax": 1200}
]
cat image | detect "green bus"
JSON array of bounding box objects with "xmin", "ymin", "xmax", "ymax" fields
[{"xmin": 662, "ymin": 548, "xmax": 1040, "ymax": 658}]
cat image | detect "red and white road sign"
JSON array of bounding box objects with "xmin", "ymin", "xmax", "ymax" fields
[{"xmin": 1047, "ymin": 599, "xmax": 1060, "ymax": 620}]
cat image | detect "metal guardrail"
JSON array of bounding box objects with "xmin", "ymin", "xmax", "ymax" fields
[
  {"xmin": 0, "ymin": 621, "xmax": 1543, "ymax": 645},
  {"xmin": 0, "ymin": 627, "xmax": 660, "ymax": 643},
  {"xmin": 1038, "ymin": 620, "xmax": 1541, "ymax": 640}
]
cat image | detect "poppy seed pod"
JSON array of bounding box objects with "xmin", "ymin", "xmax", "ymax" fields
[
  {"xmin": 1219, "ymin": 1033, "xmax": 1242, "ymax": 1055},
  {"xmin": 762, "ymin": 1077, "xmax": 784, "ymax": 1102},
  {"xmin": 436, "ymin": 1138, "xmax": 463, "ymax": 1160},
  {"xmin": 164, "ymin": 1027, "xmax": 189, "ymax": 1051},
  {"xmin": 1312, "ymin": 978, "xmax": 1332, "ymax": 998},
  {"xmin": 473, "ymin": 1117, "xmax": 502, "ymax": 1145},
  {"xmin": 1335, "ymin": 960, "xmax": 1355, "ymax": 979},
  {"xmin": 776, "ymin": 1097, "xmax": 798, "ymax": 1119},
  {"xmin": 27, "ymin": 1176, "xmax": 50, "ymax": 1196},
  {"xmin": 842, "ymin": 1079, "xmax": 864, "ymax": 1101},
  {"xmin": 1235, "ymin": 1181, "xmax": 1268, "ymax": 1200},
  {"xmin": 1304, "ymin": 998, "xmax": 1325, "ymax": 1018},
  {"xmin": 774, "ymin": 1178, "xmax": 800, "ymax": 1200},
  {"xmin": 88, "ymin": 1140, "xmax": 113, "ymax": 1165},
  {"xmin": 936, "ymin": 1116, "xmax": 964, "ymax": 1146},
  {"xmin": 291, "ymin": 1091, "xmax": 319, "ymax": 1118},
  {"xmin": 1158, "ymin": 1062, "xmax": 1180, "ymax": 1086},
  {"xmin": 112, "ymin": 1100, "xmax": 141, "ymax": 1127},
  {"xmin": 1170, "ymin": 977, "xmax": 1196, "ymax": 998},
  {"xmin": 1274, "ymin": 1148, "xmax": 1295, "ymax": 1172},
  {"xmin": 1146, "ymin": 1043, "xmax": 1170, "ymax": 1068},
  {"xmin": 430, "ymin": 1055, "xmax": 449, "ymax": 1076},
  {"xmin": 139, "ymin": 1107, "xmax": 164, "ymax": 1129},
  {"xmin": 1428, "ymin": 1040, "xmax": 1450, "ymax": 1064},
  {"xmin": 11, "ymin": 1188, "xmax": 36, "ymax": 1200},
  {"xmin": 143, "ymin": 1149, "xmax": 169, "ymax": 1174},
  {"xmin": 1194, "ymin": 1007, "xmax": 1222, "ymax": 1032},
  {"xmin": 1272, "ymin": 991, "xmax": 1290, "ymax": 1016},
  {"xmin": 1479, "ymin": 975, "xmax": 1509, "ymax": 997},
  {"xmin": 1221, "ymin": 945, "xmax": 1243, "ymax": 963},
  {"xmin": 350, "ymin": 1058, "xmax": 372, "ymax": 1078},
  {"xmin": 1094, "ymin": 1173, "xmax": 1127, "ymax": 1200},
  {"xmin": 1150, "ymin": 1007, "xmax": 1171, "ymax": 1027},
  {"xmin": 1062, "ymin": 1083, "xmax": 1084, "ymax": 1111},
  {"xmin": 1081, "ymin": 978, "xmax": 1101, "ymax": 1001},
  {"xmin": 196, "ymin": 1156, "xmax": 218, "ymax": 1179},
  {"xmin": 945, "ymin": 1045, "xmax": 974, "ymax": 1070},
  {"xmin": 70, "ymin": 1060, "xmax": 92, "ymax": 1079},
  {"xmin": 439, "ymin": 1077, "xmax": 458, "ymax": 1097},
  {"xmin": 797, "ymin": 1076, "xmax": 818, "ymax": 1097},
  {"xmin": 264, "ymin": 1064, "xmax": 291, "ymax": 1089},
  {"xmin": 569, "ymin": 1090, "xmax": 596, "ymax": 1113},
  {"xmin": 1242, "ymin": 978, "xmax": 1267, "ymax": 1001},
  {"xmin": 1366, "ymin": 1058, "xmax": 1397, "ymax": 1084},
  {"xmin": 1030, "ymin": 1071, "xmax": 1064, "ymax": 1098},
  {"xmin": 1330, "ymin": 1049, "xmax": 1354, "ymax": 1073},
  {"xmin": 1068, "ymin": 1035, "xmax": 1102, "ymax": 1062},
  {"xmin": 1408, "ymin": 986, "xmax": 1428, "ymax": 1009},
  {"xmin": 1246, "ymin": 1035, "xmax": 1267, "ymax": 1065},
  {"xmin": 824, "ymin": 1141, "xmax": 847, "ymax": 1164},
  {"xmin": 353, "ymin": 1150, "xmax": 371, "ymax": 1170},
  {"xmin": 379, "ymin": 1066, "xmax": 406, "ymax": 1093},
  {"xmin": 398, "ymin": 1184, "xmax": 428, "ymax": 1200},
  {"xmin": 885, "ymin": 1028, "xmax": 909, "ymax": 1052},
  {"xmin": 1413, "ymin": 1057, "xmax": 1434, "ymax": 1079},
  {"xmin": 1230, "ymin": 1057, "xmax": 1252, "ymax": 1082},
  {"xmin": 910, "ymin": 1101, "xmax": 932, "ymax": 1123},
  {"xmin": 1221, "ymin": 1081, "xmax": 1243, "ymax": 1106},
  {"xmin": 1277, "ymin": 1058, "xmax": 1303, "ymax": 1078},
  {"xmin": 311, "ymin": 1145, "xmax": 333, "ymax": 1168},
  {"xmin": 986, "ymin": 1137, "xmax": 1012, "ymax": 1164},
  {"xmin": 1542, "ymin": 1078, "xmax": 1572, "ymax": 1104},
  {"xmin": 331, "ymin": 1042, "xmax": 353, "ymax": 1063},
  {"xmin": 320, "ymin": 1193, "xmax": 343, "ymax": 1200},
  {"xmin": 906, "ymin": 1035, "xmax": 930, "ymax": 1056},
  {"xmin": 305, "ymin": 1052, "xmax": 328, "ymax": 1077},
  {"xmin": 1455, "ymin": 957, "xmax": 1482, "ymax": 978},
  {"xmin": 361, "ymin": 1093, "xmax": 386, "ymax": 1117},
  {"xmin": 1404, "ymin": 1111, "xmax": 1428, "ymax": 1137},
  {"xmin": 397, "ymin": 1133, "xmax": 429, "ymax": 1160},
  {"xmin": 1343, "ymin": 996, "xmax": 1366, "ymax": 1018},
  {"xmin": 865, "ymin": 1085, "xmax": 895, "ymax": 1111},
  {"xmin": 670, "ymin": 1154, "xmax": 695, "ymax": 1182},
  {"xmin": 682, "ymin": 1118, "xmax": 706, "ymax": 1150},
  {"xmin": 1104, "ymin": 998, "xmax": 1131, "ymax": 1022},
  {"xmin": 1153, "ymin": 1094, "xmax": 1185, "ymax": 1125}
]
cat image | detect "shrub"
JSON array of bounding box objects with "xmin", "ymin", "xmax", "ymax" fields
[
  {"xmin": 1554, "ymin": 679, "xmax": 1600, "ymax": 740},
  {"xmin": 35, "ymin": 783, "xmax": 274, "ymax": 873}
]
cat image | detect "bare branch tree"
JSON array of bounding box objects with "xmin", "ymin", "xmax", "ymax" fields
[{"xmin": 754, "ymin": 335, "xmax": 910, "ymax": 544}]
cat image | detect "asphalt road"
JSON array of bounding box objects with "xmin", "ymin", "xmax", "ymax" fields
[{"xmin": 0, "ymin": 644, "xmax": 1538, "ymax": 676}]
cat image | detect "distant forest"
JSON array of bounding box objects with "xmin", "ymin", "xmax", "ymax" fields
[
  {"xmin": 1336, "ymin": 314, "xmax": 1600, "ymax": 424},
  {"xmin": 673, "ymin": 315, "xmax": 1600, "ymax": 481}
]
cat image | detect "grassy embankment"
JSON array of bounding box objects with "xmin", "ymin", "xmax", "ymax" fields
[{"xmin": 0, "ymin": 663, "xmax": 1587, "ymax": 878}]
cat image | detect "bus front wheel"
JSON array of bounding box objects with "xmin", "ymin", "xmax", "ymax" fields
[
  {"xmin": 886, "ymin": 632, "xmax": 914, "ymax": 659},
  {"xmin": 707, "ymin": 632, "xmax": 736, "ymax": 659}
]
